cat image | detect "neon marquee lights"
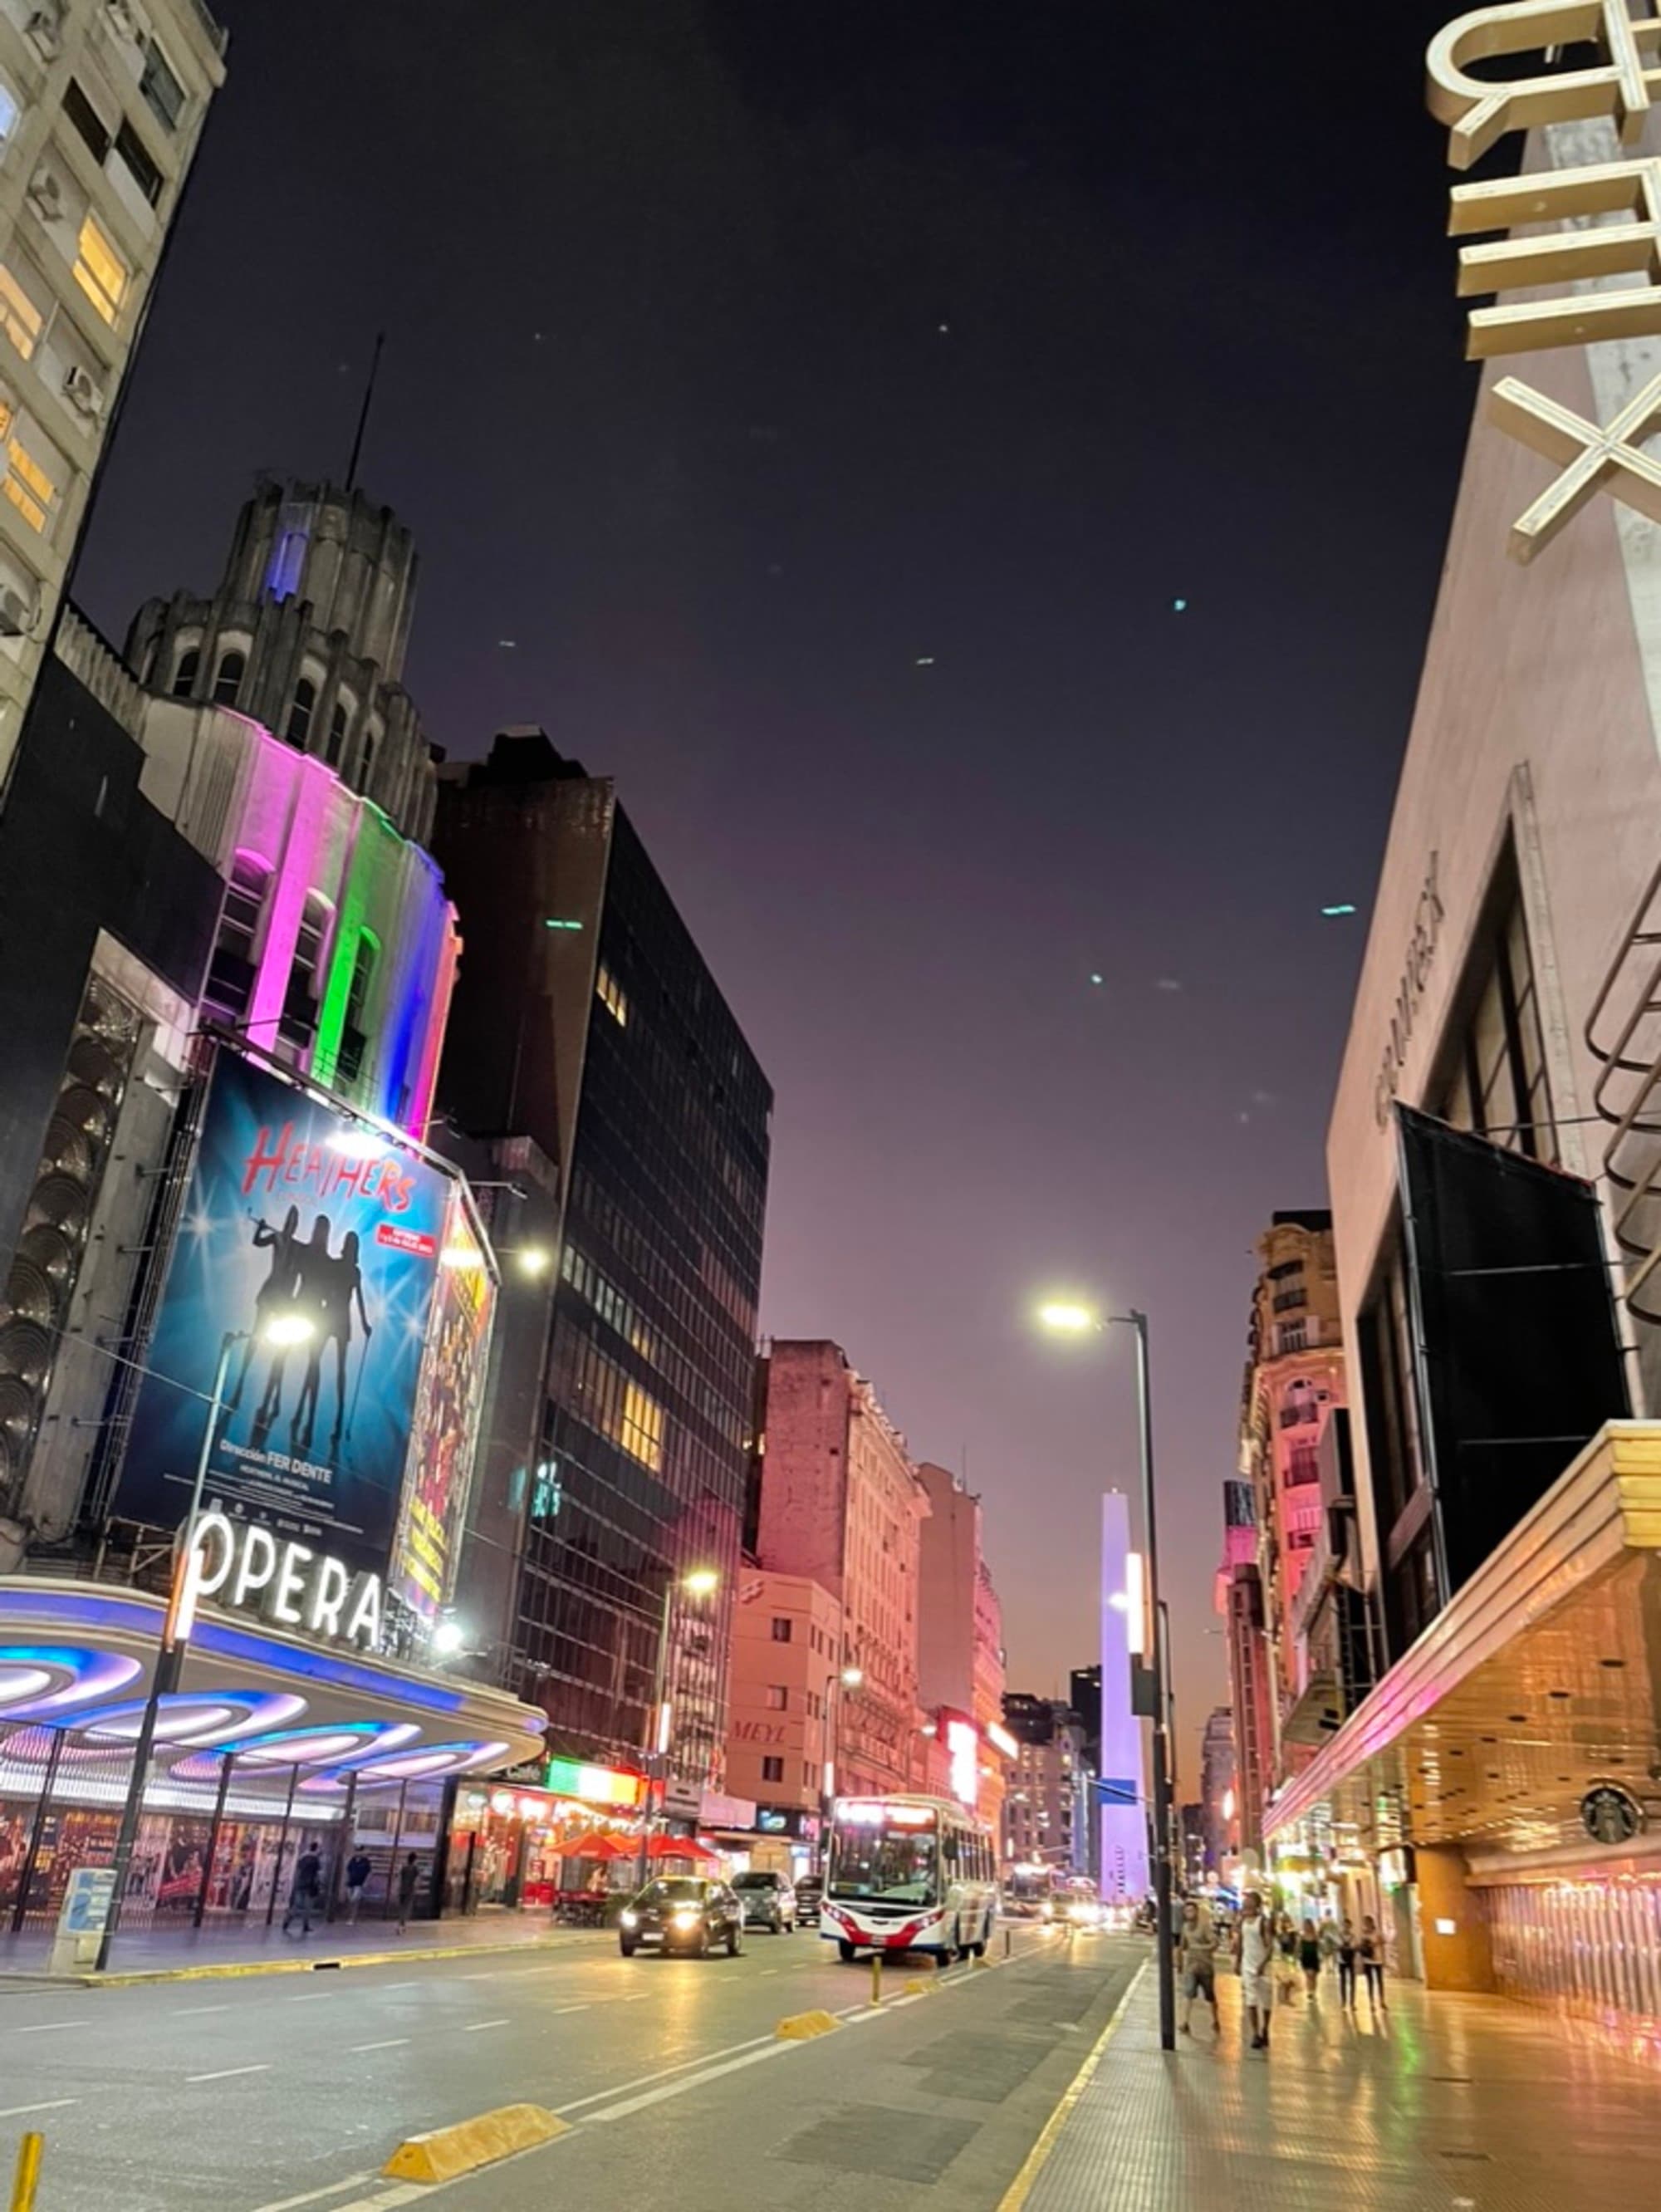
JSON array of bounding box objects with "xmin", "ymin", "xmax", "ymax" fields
[{"xmin": 0, "ymin": 1646, "xmax": 142, "ymax": 1721}]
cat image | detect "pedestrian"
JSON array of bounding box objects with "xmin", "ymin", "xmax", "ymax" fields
[
  {"xmin": 1359, "ymin": 1915, "xmax": 1388, "ymax": 2011},
  {"xmin": 1176, "ymin": 1900, "xmax": 1219, "ymax": 2038},
  {"xmin": 1337, "ymin": 1919, "xmax": 1358, "ymax": 2008},
  {"xmin": 344, "ymin": 1848, "xmax": 372, "ymax": 1925},
  {"xmin": 1274, "ymin": 1911, "xmax": 1301, "ymax": 2006},
  {"xmin": 1234, "ymin": 1889, "xmax": 1274, "ymax": 2053},
  {"xmin": 395, "ymin": 1852, "xmax": 420, "ymax": 1934},
  {"xmin": 1299, "ymin": 1917, "xmax": 1321, "ymax": 2001},
  {"xmin": 282, "ymin": 1841, "xmax": 323, "ymax": 1938},
  {"xmin": 1318, "ymin": 1913, "xmax": 1340, "ymax": 1976}
]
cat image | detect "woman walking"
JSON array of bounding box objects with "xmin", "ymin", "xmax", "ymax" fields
[
  {"xmin": 1274, "ymin": 1911, "xmax": 1301, "ymax": 2007},
  {"xmin": 1337, "ymin": 1919, "xmax": 1359, "ymax": 2008},
  {"xmin": 1359, "ymin": 1915, "xmax": 1388, "ymax": 2011},
  {"xmin": 1298, "ymin": 1917, "xmax": 1322, "ymax": 2001}
]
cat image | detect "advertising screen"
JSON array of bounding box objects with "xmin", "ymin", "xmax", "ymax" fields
[
  {"xmin": 391, "ymin": 1190, "xmax": 494, "ymax": 1621},
  {"xmin": 117, "ymin": 1052, "xmax": 450, "ymax": 1582}
]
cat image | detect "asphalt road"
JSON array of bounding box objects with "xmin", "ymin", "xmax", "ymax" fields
[{"xmin": 0, "ymin": 1925, "xmax": 1144, "ymax": 2212}]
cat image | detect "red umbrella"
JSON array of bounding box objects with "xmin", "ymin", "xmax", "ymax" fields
[
  {"xmin": 562, "ymin": 1832, "xmax": 630, "ymax": 1860},
  {"xmin": 646, "ymin": 1834, "xmax": 719, "ymax": 1862}
]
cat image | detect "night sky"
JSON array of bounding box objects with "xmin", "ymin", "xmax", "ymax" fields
[{"xmin": 76, "ymin": 1, "xmax": 1477, "ymax": 1790}]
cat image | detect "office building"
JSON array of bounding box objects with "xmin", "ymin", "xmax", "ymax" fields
[
  {"xmin": 0, "ymin": 0, "xmax": 224, "ymax": 786},
  {"xmin": 721, "ymin": 1567, "xmax": 844, "ymax": 1871},
  {"xmin": 915, "ymin": 1460, "xmax": 1009, "ymax": 1827},
  {"xmin": 1215, "ymin": 1478, "xmax": 1272, "ymax": 1859},
  {"xmin": 1198, "ymin": 1705, "xmax": 1235, "ymax": 1874},
  {"xmin": 432, "ymin": 731, "xmax": 772, "ymax": 1810},
  {"xmin": 1068, "ymin": 1665, "xmax": 1101, "ymax": 1772},
  {"xmin": 1000, "ymin": 1695, "xmax": 1094, "ymax": 1879}
]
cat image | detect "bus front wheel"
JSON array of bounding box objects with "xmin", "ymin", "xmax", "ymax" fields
[{"xmin": 838, "ymin": 1940, "xmax": 856, "ymax": 1963}]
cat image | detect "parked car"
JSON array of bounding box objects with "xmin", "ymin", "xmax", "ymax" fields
[
  {"xmin": 794, "ymin": 1875, "xmax": 824, "ymax": 1925},
  {"xmin": 618, "ymin": 1876, "xmax": 744, "ymax": 1958},
  {"xmin": 732, "ymin": 1869, "xmax": 796, "ymax": 1933}
]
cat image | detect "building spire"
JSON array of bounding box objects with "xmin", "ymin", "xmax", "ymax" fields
[{"xmin": 345, "ymin": 330, "xmax": 386, "ymax": 493}]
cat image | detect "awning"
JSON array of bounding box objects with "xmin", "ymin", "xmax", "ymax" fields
[
  {"xmin": 1264, "ymin": 1424, "xmax": 1661, "ymax": 1862},
  {"xmin": 0, "ymin": 1576, "xmax": 546, "ymax": 1818}
]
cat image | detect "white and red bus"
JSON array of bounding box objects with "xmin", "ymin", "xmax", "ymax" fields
[{"xmin": 820, "ymin": 1795, "xmax": 998, "ymax": 1964}]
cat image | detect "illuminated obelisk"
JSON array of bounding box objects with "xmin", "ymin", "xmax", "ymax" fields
[{"xmin": 1098, "ymin": 1490, "xmax": 1149, "ymax": 1904}]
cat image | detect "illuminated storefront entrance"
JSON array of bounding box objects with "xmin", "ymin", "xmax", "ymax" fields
[{"xmin": 440, "ymin": 1758, "xmax": 644, "ymax": 1915}]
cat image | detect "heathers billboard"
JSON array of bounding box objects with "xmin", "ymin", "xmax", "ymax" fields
[{"xmin": 118, "ymin": 1054, "xmax": 464, "ymax": 1601}]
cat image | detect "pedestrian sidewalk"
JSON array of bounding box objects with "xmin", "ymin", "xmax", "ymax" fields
[
  {"xmin": 1017, "ymin": 1959, "xmax": 1661, "ymax": 2212},
  {"xmin": 0, "ymin": 1908, "xmax": 606, "ymax": 1984}
]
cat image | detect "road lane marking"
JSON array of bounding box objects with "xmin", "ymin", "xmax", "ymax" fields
[
  {"xmin": 554, "ymin": 2033, "xmax": 777, "ymax": 2114},
  {"xmin": 246, "ymin": 2176, "xmax": 376, "ymax": 2212},
  {"xmin": 187, "ymin": 2062, "xmax": 272, "ymax": 2082},
  {"xmin": 585, "ymin": 2040, "xmax": 791, "ymax": 2121},
  {"xmin": 171, "ymin": 2003, "xmax": 233, "ymax": 2017},
  {"xmin": 554, "ymin": 2004, "xmax": 590, "ymax": 2014},
  {"xmin": 0, "ymin": 2100, "xmax": 78, "ymax": 2119},
  {"xmin": 285, "ymin": 1993, "xmax": 331, "ymax": 2003},
  {"xmin": 461, "ymin": 2017, "xmax": 508, "ymax": 2031},
  {"xmin": 350, "ymin": 2038, "xmax": 411, "ymax": 2053},
  {"xmin": 10, "ymin": 2019, "xmax": 89, "ymax": 2033}
]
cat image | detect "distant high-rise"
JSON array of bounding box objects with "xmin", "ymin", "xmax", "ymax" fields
[
  {"xmin": 432, "ymin": 729, "xmax": 772, "ymax": 1802},
  {"xmin": 1068, "ymin": 1665, "xmax": 1102, "ymax": 1769},
  {"xmin": 0, "ymin": 0, "xmax": 225, "ymax": 787}
]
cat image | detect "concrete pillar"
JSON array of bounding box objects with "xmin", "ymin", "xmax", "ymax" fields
[{"xmin": 1415, "ymin": 1844, "xmax": 1495, "ymax": 1992}]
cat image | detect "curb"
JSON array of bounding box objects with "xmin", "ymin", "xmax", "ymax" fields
[
  {"xmin": 6, "ymin": 1935, "xmax": 589, "ymax": 1989},
  {"xmin": 384, "ymin": 2102, "xmax": 569, "ymax": 2183}
]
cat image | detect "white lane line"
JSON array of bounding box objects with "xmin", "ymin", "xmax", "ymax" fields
[
  {"xmin": 276, "ymin": 2190, "xmax": 428, "ymax": 2212},
  {"xmin": 245, "ymin": 2175, "xmax": 376, "ymax": 2212},
  {"xmin": 10, "ymin": 2019, "xmax": 90, "ymax": 2033},
  {"xmin": 376, "ymin": 1981, "xmax": 419, "ymax": 1991},
  {"xmin": 171, "ymin": 2003, "xmax": 234, "ymax": 2017},
  {"xmin": 555, "ymin": 2033, "xmax": 777, "ymax": 2116},
  {"xmin": 349, "ymin": 2038, "xmax": 411, "ymax": 2053},
  {"xmin": 285, "ymin": 1993, "xmax": 331, "ymax": 2004},
  {"xmin": 554, "ymin": 2003, "xmax": 590, "ymax": 2014},
  {"xmin": 585, "ymin": 2040, "xmax": 791, "ymax": 2121},
  {"xmin": 461, "ymin": 2017, "xmax": 509, "ymax": 2032},
  {"xmin": 0, "ymin": 2099, "xmax": 78, "ymax": 2119},
  {"xmin": 186, "ymin": 2062, "xmax": 272, "ymax": 2082}
]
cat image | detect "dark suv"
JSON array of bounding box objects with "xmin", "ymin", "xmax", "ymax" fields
[
  {"xmin": 619, "ymin": 1876, "xmax": 744, "ymax": 1958},
  {"xmin": 732, "ymin": 1870, "xmax": 796, "ymax": 1933},
  {"xmin": 794, "ymin": 1875, "xmax": 824, "ymax": 1925}
]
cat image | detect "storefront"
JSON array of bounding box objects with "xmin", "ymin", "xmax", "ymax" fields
[{"xmin": 440, "ymin": 1758, "xmax": 644, "ymax": 1914}]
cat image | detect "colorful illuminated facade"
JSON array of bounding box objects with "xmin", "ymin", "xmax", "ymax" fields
[{"xmin": 1097, "ymin": 1490, "xmax": 1148, "ymax": 1904}]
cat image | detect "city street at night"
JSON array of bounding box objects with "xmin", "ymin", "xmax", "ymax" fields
[{"xmin": 0, "ymin": 1929, "xmax": 1137, "ymax": 2212}]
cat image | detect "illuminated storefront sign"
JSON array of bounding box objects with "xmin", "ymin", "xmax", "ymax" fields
[
  {"xmin": 184, "ymin": 1511, "xmax": 384, "ymax": 1650},
  {"xmin": 945, "ymin": 1714, "xmax": 979, "ymax": 1807},
  {"xmin": 542, "ymin": 1756, "xmax": 642, "ymax": 1807}
]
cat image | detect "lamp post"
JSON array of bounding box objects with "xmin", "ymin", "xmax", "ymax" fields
[
  {"xmin": 97, "ymin": 1312, "xmax": 315, "ymax": 1971},
  {"xmin": 820, "ymin": 1664, "xmax": 864, "ymax": 1866},
  {"xmin": 635, "ymin": 1567, "xmax": 718, "ymax": 1890},
  {"xmin": 1037, "ymin": 1299, "xmax": 1176, "ymax": 2053}
]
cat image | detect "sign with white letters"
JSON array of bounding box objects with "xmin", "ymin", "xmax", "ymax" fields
[{"xmin": 184, "ymin": 1508, "xmax": 385, "ymax": 1650}]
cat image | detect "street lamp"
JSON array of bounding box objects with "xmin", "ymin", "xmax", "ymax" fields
[
  {"xmin": 635, "ymin": 1567, "xmax": 719, "ymax": 1886},
  {"xmin": 98, "ymin": 1311, "xmax": 316, "ymax": 1970},
  {"xmin": 1036, "ymin": 1296, "xmax": 1177, "ymax": 2053}
]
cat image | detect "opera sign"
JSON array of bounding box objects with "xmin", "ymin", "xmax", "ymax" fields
[{"xmin": 183, "ymin": 1511, "xmax": 384, "ymax": 1651}]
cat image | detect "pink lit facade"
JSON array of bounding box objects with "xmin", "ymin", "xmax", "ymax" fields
[
  {"xmin": 915, "ymin": 1461, "xmax": 1008, "ymax": 1827},
  {"xmin": 751, "ymin": 1342, "xmax": 928, "ymax": 1801}
]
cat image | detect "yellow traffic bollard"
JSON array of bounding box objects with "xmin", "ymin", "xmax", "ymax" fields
[
  {"xmin": 9, "ymin": 2131, "xmax": 42, "ymax": 2212},
  {"xmin": 870, "ymin": 1952, "xmax": 882, "ymax": 2006},
  {"xmin": 1003, "ymin": 1927, "xmax": 1012, "ymax": 1960}
]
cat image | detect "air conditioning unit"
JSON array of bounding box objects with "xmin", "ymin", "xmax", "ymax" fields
[
  {"xmin": 63, "ymin": 365, "xmax": 105, "ymax": 419},
  {"xmin": 0, "ymin": 586, "xmax": 37, "ymax": 638},
  {"xmin": 26, "ymin": 169, "xmax": 65, "ymax": 224},
  {"xmin": 25, "ymin": 5, "xmax": 64, "ymax": 60}
]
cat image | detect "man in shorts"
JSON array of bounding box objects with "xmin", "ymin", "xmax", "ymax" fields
[
  {"xmin": 1234, "ymin": 1888, "xmax": 1274, "ymax": 2053},
  {"xmin": 1176, "ymin": 1900, "xmax": 1219, "ymax": 2036}
]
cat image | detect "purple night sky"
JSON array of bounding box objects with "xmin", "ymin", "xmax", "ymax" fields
[{"xmin": 74, "ymin": 1, "xmax": 1474, "ymax": 1790}]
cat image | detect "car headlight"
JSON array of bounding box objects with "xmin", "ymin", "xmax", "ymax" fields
[
  {"xmin": 620, "ymin": 1910, "xmax": 639, "ymax": 1928},
  {"xmin": 671, "ymin": 1909, "xmax": 702, "ymax": 1930}
]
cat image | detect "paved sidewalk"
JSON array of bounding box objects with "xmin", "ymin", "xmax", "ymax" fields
[
  {"xmin": 1020, "ymin": 1960, "xmax": 1661, "ymax": 2211},
  {"xmin": 0, "ymin": 1908, "xmax": 605, "ymax": 1984}
]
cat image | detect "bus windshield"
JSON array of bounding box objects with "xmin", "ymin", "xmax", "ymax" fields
[{"xmin": 830, "ymin": 1826, "xmax": 938, "ymax": 1902}]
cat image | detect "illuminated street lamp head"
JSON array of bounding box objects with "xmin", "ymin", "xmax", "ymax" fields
[
  {"xmin": 262, "ymin": 1312, "xmax": 316, "ymax": 1349},
  {"xmin": 515, "ymin": 1244, "xmax": 553, "ymax": 1278},
  {"xmin": 682, "ymin": 1568, "xmax": 719, "ymax": 1598},
  {"xmin": 432, "ymin": 1620, "xmax": 467, "ymax": 1656},
  {"xmin": 840, "ymin": 1665, "xmax": 865, "ymax": 1690},
  {"xmin": 1036, "ymin": 1301, "xmax": 1096, "ymax": 1335}
]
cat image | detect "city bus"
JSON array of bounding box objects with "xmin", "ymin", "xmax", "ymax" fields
[{"xmin": 820, "ymin": 1795, "xmax": 998, "ymax": 1964}]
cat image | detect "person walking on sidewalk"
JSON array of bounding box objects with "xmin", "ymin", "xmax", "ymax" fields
[
  {"xmin": 1273, "ymin": 1912, "xmax": 1301, "ymax": 2007},
  {"xmin": 344, "ymin": 1849, "xmax": 372, "ymax": 1924},
  {"xmin": 395, "ymin": 1852, "xmax": 420, "ymax": 1934},
  {"xmin": 1235, "ymin": 1890, "xmax": 1275, "ymax": 2053},
  {"xmin": 282, "ymin": 1842, "xmax": 323, "ymax": 1937},
  {"xmin": 1299, "ymin": 1917, "xmax": 1322, "ymax": 2001},
  {"xmin": 1177, "ymin": 1901, "xmax": 1220, "ymax": 2038},
  {"xmin": 1360, "ymin": 1915, "xmax": 1388, "ymax": 2012},
  {"xmin": 1337, "ymin": 1919, "xmax": 1359, "ymax": 2009}
]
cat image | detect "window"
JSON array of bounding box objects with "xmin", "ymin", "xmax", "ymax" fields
[
  {"xmin": 596, "ymin": 963, "xmax": 629, "ymax": 1028},
  {"xmin": 1286, "ymin": 1442, "xmax": 1320, "ymax": 1487},
  {"xmin": 140, "ymin": 41, "xmax": 185, "ymax": 132},
  {"xmin": 0, "ymin": 82, "xmax": 19, "ymax": 154},
  {"xmin": 114, "ymin": 118, "xmax": 162, "ymax": 208},
  {"xmin": 170, "ymin": 646, "xmax": 198, "ymax": 697},
  {"xmin": 325, "ymin": 700, "xmax": 347, "ymax": 766},
  {"xmin": 764, "ymin": 1685, "xmax": 787, "ymax": 1710},
  {"xmin": 73, "ymin": 212, "xmax": 128, "ymax": 325},
  {"xmin": 0, "ymin": 261, "xmax": 45, "ymax": 360},
  {"xmin": 771, "ymin": 1617, "xmax": 792, "ymax": 1644},
  {"xmin": 618, "ymin": 1378, "xmax": 664, "ymax": 1471},
  {"xmin": 761, "ymin": 1756, "xmax": 784, "ymax": 1783},
  {"xmin": 0, "ymin": 410, "xmax": 59, "ymax": 534},
  {"xmin": 1277, "ymin": 1320, "xmax": 1308, "ymax": 1355},
  {"xmin": 278, "ymin": 893, "xmax": 331, "ymax": 1054},
  {"xmin": 360, "ymin": 731, "xmax": 375, "ymax": 789},
  {"xmin": 336, "ymin": 933, "xmax": 378, "ymax": 1084},
  {"xmin": 63, "ymin": 79, "xmax": 111, "ymax": 164},
  {"xmin": 203, "ymin": 851, "xmax": 271, "ymax": 1023},
  {"xmin": 285, "ymin": 677, "xmax": 316, "ymax": 747},
  {"xmin": 211, "ymin": 649, "xmax": 244, "ymax": 705},
  {"xmin": 1432, "ymin": 847, "xmax": 1556, "ymax": 1165}
]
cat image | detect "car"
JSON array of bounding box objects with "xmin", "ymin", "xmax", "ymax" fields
[
  {"xmin": 618, "ymin": 1876, "xmax": 745, "ymax": 1958},
  {"xmin": 794, "ymin": 1875, "xmax": 824, "ymax": 1925},
  {"xmin": 732, "ymin": 1869, "xmax": 796, "ymax": 1933}
]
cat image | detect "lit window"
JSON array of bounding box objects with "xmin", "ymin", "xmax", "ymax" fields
[
  {"xmin": 0, "ymin": 263, "xmax": 43, "ymax": 359},
  {"xmin": 596, "ymin": 962, "xmax": 629, "ymax": 1027},
  {"xmin": 73, "ymin": 213, "xmax": 127, "ymax": 326},
  {"xmin": 619, "ymin": 1379, "xmax": 664, "ymax": 1470},
  {"xmin": 1, "ymin": 415, "xmax": 58, "ymax": 533}
]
